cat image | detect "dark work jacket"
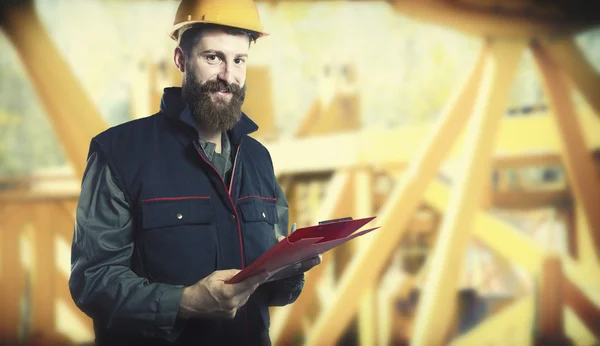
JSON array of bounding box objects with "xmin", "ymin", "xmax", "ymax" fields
[{"xmin": 69, "ymin": 87, "xmax": 304, "ymax": 346}]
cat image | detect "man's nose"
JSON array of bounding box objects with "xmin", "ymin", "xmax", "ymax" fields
[{"xmin": 217, "ymin": 63, "xmax": 235, "ymax": 85}]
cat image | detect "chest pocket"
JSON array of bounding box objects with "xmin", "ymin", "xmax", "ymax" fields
[
  {"xmin": 238, "ymin": 199, "xmax": 279, "ymax": 265},
  {"xmin": 140, "ymin": 197, "xmax": 217, "ymax": 286}
]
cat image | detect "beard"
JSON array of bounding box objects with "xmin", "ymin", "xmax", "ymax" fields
[{"xmin": 181, "ymin": 72, "xmax": 246, "ymax": 132}]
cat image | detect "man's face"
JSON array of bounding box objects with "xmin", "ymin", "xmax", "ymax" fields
[{"xmin": 179, "ymin": 29, "xmax": 250, "ymax": 132}]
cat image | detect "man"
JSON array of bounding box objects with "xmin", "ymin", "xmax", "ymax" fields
[{"xmin": 69, "ymin": 0, "xmax": 320, "ymax": 345}]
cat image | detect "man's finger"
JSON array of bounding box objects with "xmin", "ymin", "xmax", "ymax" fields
[
  {"xmin": 229, "ymin": 271, "xmax": 269, "ymax": 295},
  {"xmin": 300, "ymin": 255, "xmax": 322, "ymax": 269},
  {"xmin": 213, "ymin": 269, "xmax": 241, "ymax": 280},
  {"xmin": 278, "ymin": 222, "xmax": 296, "ymax": 243}
]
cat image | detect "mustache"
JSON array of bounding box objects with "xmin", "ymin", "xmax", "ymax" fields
[{"xmin": 199, "ymin": 80, "xmax": 243, "ymax": 94}]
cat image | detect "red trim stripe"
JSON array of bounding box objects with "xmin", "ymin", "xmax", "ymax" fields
[
  {"xmin": 141, "ymin": 196, "xmax": 210, "ymax": 203},
  {"xmin": 237, "ymin": 195, "xmax": 277, "ymax": 201}
]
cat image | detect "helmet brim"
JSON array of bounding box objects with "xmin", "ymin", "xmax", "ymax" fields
[{"xmin": 169, "ymin": 21, "xmax": 269, "ymax": 41}]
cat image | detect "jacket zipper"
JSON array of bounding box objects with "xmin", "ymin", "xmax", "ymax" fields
[
  {"xmin": 194, "ymin": 141, "xmax": 245, "ymax": 269},
  {"xmin": 195, "ymin": 139, "xmax": 249, "ymax": 338},
  {"xmin": 229, "ymin": 144, "xmax": 241, "ymax": 195},
  {"xmin": 229, "ymin": 141, "xmax": 250, "ymax": 341}
]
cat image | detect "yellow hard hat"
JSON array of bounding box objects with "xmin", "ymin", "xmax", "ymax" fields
[{"xmin": 169, "ymin": 0, "xmax": 267, "ymax": 41}]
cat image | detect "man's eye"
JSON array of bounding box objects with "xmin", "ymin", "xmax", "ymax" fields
[
  {"xmin": 206, "ymin": 55, "xmax": 219, "ymax": 63},
  {"xmin": 234, "ymin": 58, "xmax": 245, "ymax": 65}
]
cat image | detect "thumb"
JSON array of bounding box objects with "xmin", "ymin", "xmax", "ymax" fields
[
  {"xmin": 278, "ymin": 222, "xmax": 296, "ymax": 243},
  {"xmin": 213, "ymin": 269, "xmax": 241, "ymax": 281},
  {"xmin": 231, "ymin": 271, "xmax": 270, "ymax": 295}
]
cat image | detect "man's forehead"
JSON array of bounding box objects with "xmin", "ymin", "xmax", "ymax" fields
[{"xmin": 196, "ymin": 29, "xmax": 250, "ymax": 53}]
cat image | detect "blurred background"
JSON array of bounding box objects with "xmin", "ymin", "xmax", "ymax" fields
[{"xmin": 1, "ymin": 0, "xmax": 599, "ymax": 345}]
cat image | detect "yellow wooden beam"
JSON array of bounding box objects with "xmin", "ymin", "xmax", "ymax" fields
[
  {"xmin": 354, "ymin": 169, "xmax": 376, "ymax": 346},
  {"xmin": 425, "ymin": 176, "xmax": 600, "ymax": 344},
  {"xmin": 451, "ymin": 297, "xmax": 534, "ymax": 346},
  {"xmin": 0, "ymin": 2, "xmax": 108, "ymax": 179},
  {"xmin": 425, "ymin": 177, "xmax": 600, "ymax": 292},
  {"xmin": 295, "ymin": 101, "xmax": 323, "ymax": 137},
  {"xmin": 532, "ymin": 41, "xmax": 600, "ymax": 263},
  {"xmin": 358, "ymin": 288, "xmax": 376, "ymax": 346},
  {"xmin": 54, "ymin": 271, "xmax": 94, "ymax": 336},
  {"xmin": 541, "ymin": 38, "xmax": 600, "ymax": 118},
  {"xmin": 492, "ymin": 152, "xmax": 562, "ymax": 169},
  {"xmin": 459, "ymin": 298, "xmax": 598, "ymax": 346},
  {"xmin": 563, "ymin": 307, "xmax": 598, "ymax": 346},
  {"xmin": 130, "ymin": 57, "xmax": 153, "ymax": 120},
  {"xmin": 265, "ymin": 109, "xmax": 600, "ymax": 176},
  {"xmin": 492, "ymin": 189, "xmax": 570, "ymax": 210},
  {"xmin": 0, "ymin": 206, "xmax": 27, "ymax": 343},
  {"xmin": 424, "ymin": 178, "xmax": 542, "ymax": 273},
  {"xmin": 377, "ymin": 270, "xmax": 415, "ymax": 346},
  {"xmin": 564, "ymin": 276, "xmax": 600, "ymax": 340},
  {"xmin": 243, "ymin": 67, "xmax": 277, "ymax": 140},
  {"xmin": 269, "ymin": 171, "xmax": 354, "ymax": 345},
  {"xmin": 47, "ymin": 202, "xmax": 94, "ymax": 337},
  {"xmin": 535, "ymin": 257, "xmax": 570, "ymax": 344},
  {"xmin": 451, "ymin": 294, "xmax": 597, "ymax": 346},
  {"xmin": 411, "ymin": 39, "xmax": 524, "ymax": 346},
  {"xmin": 575, "ymin": 205, "xmax": 600, "ymax": 279},
  {"xmin": 389, "ymin": 0, "xmax": 594, "ymax": 39},
  {"xmin": 304, "ymin": 41, "xmax": 489, "ymax": 346},
  {"xmin": 28, "ymin": 205, "xmax": 56, "ymax": 335}
]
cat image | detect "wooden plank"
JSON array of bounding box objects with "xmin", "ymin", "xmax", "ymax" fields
[
  {"xmin": 535, "ymin": 257, "xmax": 567, "ymax": 343},
  {"xmin": 242, "ymin": 67, "xmax": 276, "ymax": 140},
  {"xmin": 411, "ymin": 39, "xmax": 524, "ymax": 346},
  {"xmin": 492, "ymin": 152, "xmax": 561, "ymax": 169},
  {"xmin": 451, "ymin": 297, "xmax": 534, "ymax": 346},
  {"xmin": 269, "ymin": 171, "xmax": 354, "ymax": 346},
  {"xmin": 390, "ymin": 0, "xmax": 593, "ymax": 39},
  {"xmin": 563, "ymin": 277, "xmax": 600, "ymax": 340},
  {"xmin": 29, "ymin": 204, "xmax": 56, "ymax": 334},
  {"xmin": 355, "ymin": 169, "xmax": 376, "ymax": 346},
  {"xmin": 0, "ymin": 206, "xmax": 26, "ymax": 343},
  {"xmin": 54, "ymin": 272, "xmax": 94, "ymax": 334},
  {"xmin": 265, "ymin": 108, "xmax": 600, "ymax": 176},
  {"xmin": 542, "ymin": 38, "xmax": 600, "ymax": 118},
  {"xmin": 295, "ymin": 101, "xmax": 323, "ymax": 137},
  {"xmin": 492, "ymin": 189, "xmax": 570, "ymax": 210},
  {"xmin": 54, "ymin": 201, "xmax": 77, "ymax": 243},
  {"xmin": 532, "ymin": 40, "xmax": 600, "ymax": 264},
  {"xmin": 304, "ymin": 41, "xmax": 489, "ymax": 346},
  {"xmin": 574, "ymin": 204, "xmax": 600, "ymax": 277},
  {"xmin": 0, "ymin": 188, "xmax": 80, "ymax": 203},
  {"xmin": 561, "ymin": 204, "xmax": 578, "ymax": 260},
  {"xmin": 0, "ymin": 2, "xmax": 107, "ymax": 179}
]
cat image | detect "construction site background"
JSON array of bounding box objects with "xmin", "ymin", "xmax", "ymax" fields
[{"xmin": 1, "ymin": 1, "xmax": 599, "ymax": 345}]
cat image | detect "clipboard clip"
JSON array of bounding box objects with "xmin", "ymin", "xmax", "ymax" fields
[{"xmin": 318, "ymin": 217, "xmax": 353, "ymax": 225}]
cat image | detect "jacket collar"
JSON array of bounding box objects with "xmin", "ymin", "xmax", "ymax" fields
[{"xmin": 160, "ymin": 87, "xmax": 259, "ymax": 145}]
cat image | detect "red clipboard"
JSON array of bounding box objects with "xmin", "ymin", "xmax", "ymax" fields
[{"xmin": 226, "ymin": 216, "xmax": 379, "ymax": 284}]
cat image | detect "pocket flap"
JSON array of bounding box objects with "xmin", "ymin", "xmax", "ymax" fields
[
  {"xmin": 238, "ymin": 201, "xmax": 279, "ymax": 225},
  {"xmin": 141, "ymin": 197, "xmax": 215, "ymax": 229}
]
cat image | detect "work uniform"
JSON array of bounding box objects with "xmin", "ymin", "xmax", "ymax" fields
[{"xmin": 69, "ymin": 87, "xmax": 304, "ymax": 345}]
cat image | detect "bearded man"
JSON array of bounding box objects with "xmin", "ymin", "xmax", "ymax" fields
[{"xmin": 68, "ymin": 1, "xmax": 320, "ymax": 345}]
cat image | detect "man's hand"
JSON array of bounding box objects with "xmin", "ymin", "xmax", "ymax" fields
[
  {"xmin": 276, "ymin": 235, "xmax": 322, "ymax": 272},
  {"xmin": 267, "ymin": 222, "xmax": 323, "ymax": 282},
  {"xmin": 178, "ymin": 269, "xmax": 269, "ymax": 319}
]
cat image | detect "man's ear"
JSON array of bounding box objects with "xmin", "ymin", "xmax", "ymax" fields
[{"xmin": 174, "ymin": 47, "xmax": 185, "ymax": 73}]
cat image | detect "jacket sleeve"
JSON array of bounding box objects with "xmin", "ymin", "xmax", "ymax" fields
[
  {"xmin": 69, "ymin": 139, "xmax": 185, "ymax": 340},
  {"xmin": 263, "ymin": 177, "xmax": 305, "ymax": 306}
]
